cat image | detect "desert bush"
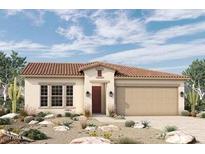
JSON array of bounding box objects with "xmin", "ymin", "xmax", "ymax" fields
[
  {"xmin": 89, "ymin": 130, "xmax": 98, "ymax": 137},
  {"xmin": 164, "ymin": 125, "xmax": 178, "ymax": 132},
  {"xmin": 5, "ymin": 127, "xmax": 21, "ymax": 134},
  {"xmin": 125, "ymin": 120, "xmax": 135, "ymax": 127},
  {"xmin": 108, "ymin": 106, "xmax": 115, "ymax": 117},
  {"xmin": 87, "ymin": 123, "xmax": 97, "ymax": 128},
  {"xmin": 0, "ymin": 107, "xmax": 5, "ymax": 116},
  {"xmin": 80, "ymin": 119, "xmax": 87, "ymax": 129},
  {"xmin": 19, "ymin": 109, "xmax": 29, "ymax": 117},
  {"xmin": 21, "ymin": 129, "xmax": 47, "ymax": 140},
  {"xmin": 103, "ymin": 131, "xmax": 112, "ymax": 139},
  {"xmin": 201, "ymin": 112, "xmax": 205, "ymax": 118},
  {"xmin": 141, "ymin": 121, "xmax": 150, "ymax": 128},
  {"xmin": 117, "ymin": 137, "xmax": 140, "ymax": 144},
  {"xmin": 84, "ymin": 104, "xmax": 91, "ymax": 118},
  {"xmin": 24, "ymin": 116, "xmax": 34, "ymax": 123},
  {"xmin": 34, "ymin": 117, "xmax": 44, "ymax": 122},
  {"xmin": 56, "ymin": 114, "xmax": 62, "ymax": 117},
  {"xmin": 0, "ymin": 118, "xmax": 11, "ymax": 125},
  {"xmin": 62, "ymin": 121, "xmax": 73, "ymax": 127},
  {"xmin": 37, "ymin": 112, "xmax": 47, "ymax": 117},
  {"xmin": 181, "ymin": 110, "xmax": 190, "ymax": 116},
  {"xmin": 65, "ymin": 112, "xmax": 72, "ymax": 117}
]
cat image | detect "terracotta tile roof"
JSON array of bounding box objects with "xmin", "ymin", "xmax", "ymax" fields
[{"xmin": 21, "ymin": 62, "xmax": 188, "ymax": 80}]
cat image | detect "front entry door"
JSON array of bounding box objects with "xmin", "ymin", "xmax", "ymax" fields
[{"xmin": 92, "ymin": 86, "xmax": 101, "ymax": 113}]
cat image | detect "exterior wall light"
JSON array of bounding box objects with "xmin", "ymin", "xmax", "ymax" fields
[
  {"xmin": 109, "ymin": 91, "xmax": 113, "ymax": 97},
  {"xmin": 180, "ymin": 91, "xmax": 184, "ymax": 97},
  {"xmin": 86, "ymin": 91, "xmax": 90, "ymax": 97}
]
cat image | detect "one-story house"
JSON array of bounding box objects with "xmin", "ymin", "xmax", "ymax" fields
[{"xmin": 21, "ymin": 61, "xmax": 188, "ymax": 116}]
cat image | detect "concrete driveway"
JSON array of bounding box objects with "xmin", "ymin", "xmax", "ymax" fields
[{"xmin": 94, "ymin": 116, "xmax": 205, "ymax": 143}]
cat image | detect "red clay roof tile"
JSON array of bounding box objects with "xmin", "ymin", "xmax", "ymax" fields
[{"xmin": 21, "ymin": 62, "xmax": 188, "ymax": 79}]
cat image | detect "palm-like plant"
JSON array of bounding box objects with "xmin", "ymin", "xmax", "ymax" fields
[{"xmin": 8, "ymin": 77, "xmax": 21, "ymax": 113}]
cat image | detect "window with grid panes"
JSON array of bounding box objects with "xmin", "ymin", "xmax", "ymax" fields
[
  {"xmin": 40, "ymin": 85, "xmax": 48, "ymax": 106},
  {"xmin": 66, "ymin": 86, "xmax": 73, "ymax": 106},
  {"xmin": 51, "ymin": 85, "xmax": 63, "ymax": 106}
]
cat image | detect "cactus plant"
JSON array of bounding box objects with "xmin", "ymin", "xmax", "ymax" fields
[
  {"xmin": 8, "ymin": 77, "xmax": 21, "ymax": 113},
  {"xmin": 186, "ymin": 89, "xmax": 199, "ymax": 116}
]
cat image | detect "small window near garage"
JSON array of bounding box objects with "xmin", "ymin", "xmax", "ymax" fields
[
  {"xmin": 40, "ymin": 85, "xmax": 48, "ymax": 107},
  {"xmin": 97, "ymin": 70, "xmax": 102, "ymax": 77},
  {"xmin": 51, "ymin": 85, "xmax": 62, "ymax": 106},
  {"xmin": 66, "ymin": 86, "xmax": 73, "ymax": 106}
]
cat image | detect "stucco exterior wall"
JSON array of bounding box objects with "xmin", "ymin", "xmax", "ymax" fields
[
  {"xmin": 115, "ymin": 79, "xmax": 185, "ymax": 114},
  {"xmin": 24, "ymin": 77, "xmax": 84, "ymax": 114},
  {"xmin": 84, "ymin": 67, "xmax": 115, "ymax": 116}
]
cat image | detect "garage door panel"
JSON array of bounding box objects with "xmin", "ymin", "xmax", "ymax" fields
[{"xmin": 116, "ymin": 87, "xmax": 178, "ymax": 115}]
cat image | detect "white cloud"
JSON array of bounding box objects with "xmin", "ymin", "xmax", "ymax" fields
[
  {"xmin": 4, "ymin": 9, "xmax": 45, "ymax": 26},
  {"xmin": 146, "ymin": 10, "xmax": 205, "ymax": 22},
  {"xmin": 92, "ymin": 39, "xmax": 205, "ymax": 65}
]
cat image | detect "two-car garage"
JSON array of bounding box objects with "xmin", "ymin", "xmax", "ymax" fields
[{"xmin": 116, "ymin": 85, "xmax": 179, "ymax": 116}]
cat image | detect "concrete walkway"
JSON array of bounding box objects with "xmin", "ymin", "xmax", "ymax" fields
[{"xmin": 94, "ymin": 115, "xmax": 205, "ymax": 143}]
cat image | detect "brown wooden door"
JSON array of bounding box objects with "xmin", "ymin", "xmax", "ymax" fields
[{"xmin": 92, "ymin": 86, "xmax": 101, "ymax": 113}]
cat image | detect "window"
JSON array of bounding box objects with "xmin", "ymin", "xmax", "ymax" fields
[
  {"xmin": 66, "ymin": 86, "xmax": 73, "ymax": 106},
  {"xmin": 40, "ymin": 85, "xmax": 48, "ymax": 106},
  {"xmin": 97, "ymin": 70, "xmax": 102, "ymax": 77},
  {"xmin": 51, "ymin": 85, "xmax": 62, "ymax": 106}
]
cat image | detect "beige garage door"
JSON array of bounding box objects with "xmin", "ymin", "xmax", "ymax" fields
[{"xmin": 116, "ymin": 87, "xmax": 178, "ymax": 115}]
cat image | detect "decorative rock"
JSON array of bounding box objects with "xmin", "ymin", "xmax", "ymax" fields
[
  {"xmin": 0, "ymin": 113, "xmax": 18, "ymax": 119},
  {"xmin": 98, "ymin": 124, "xmax": 119, "ymax": 132},
  {"xmin": 165, "ymin": 131, "xmax": 196, "ymax": 144},
  {"xmin": 85, "ymin": 126, "xmax": 96, "ymax": 131},
  {"xmin": 39, "ymin": 120, "xmax": 54, "ymax": 125},
  {"xmin": 54, "ymin": 126, "xmax": 69, "ymax": 131},
  {"xmin": 29, "ymin": 120, "xmax": 39, "ymax": 125},
  {"xmin": 134, "ymin": 122, "xmax": 145, "ymax": 129},
  {"xmin": 70, "ymin": 137, "xmax": 110, "ymax": 144},
  {"xmin": 44, "ymin": 114, "xmax": 55, "ymax": 119}
]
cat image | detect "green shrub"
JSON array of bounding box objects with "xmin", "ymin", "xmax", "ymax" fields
[
  {"xmin": 34, "ymin": 117, "xmax": 44, "ymax": 122},
  {"xmin": 0, "ymin": 118, "xmax": 11, "ymax": 125},
  {"xmin": 201, "ymin": 113, "xmax": 205, "ymax": 118},
  {"xmin": 117, "ymin": 137, "xmax": 140, "ymax": 144},
  {"xmin": 19, "ymin": 109, "xmax": 29, "ymax": 117},
  {"xmin": 0, "ymin": 107, "xmax": 5, "ymax": 116},
  {"xmin": 181, "ymin": 110, "xmax": 190, "ymax": 116},
  {"xmin": 87, "ymin": 123, "xmax": 97, "ymax": 128},
  {"xmin": 125, "ymin": 120, "xmax": 135, "ymax": 127},
  {"xmin": 103, "ymin": 131, "xmax": 112, "ymax": 139},
  {"xmin": 62, "ymin": 121, "xmax": 73, "ymax": 127},
  {"xmin": 21, "ymin": 129, "xmax": 47, "ymax": 140},
  {"xmin": 37, "ymin": 112, "xmax": 47, "ymax": 117},
  {"xmin": 24, "ymin": 116, "xmax": 34, "ymax": 123},
  {"xmin": 65, "ymin": 112, "xmax": 72, "ymax": 117},
  {"xmin": 141, "ymin": 121, "xmax": 150, "ymax": 128},
  {"xmin": 89, "ymin": 130, "xmax": 98, "ymax": 137},
  {"xmin": 164, "ymin": 125, "xmax": 178, "ymax": 132},
  {"xmin": 56, "ymin": 114, "xmax": 62, "ymax": 117}
]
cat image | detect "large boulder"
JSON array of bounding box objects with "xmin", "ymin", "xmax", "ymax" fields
[
  {"xmin": 0, "ymin": 113, "xmax": 18, "ymax": 119},
  {"xmin": 165, "ymin": 131, "xmax": 196, "ymax": 144},
  {"xmin": 98, "ymin": 125, "xmax": 119, "ymax": 132},
  {"xmin": 70, "ymin": 137, "xmax": 110, "ymax": 144},
  {"xmin": 39, "ymin": 120, "xmax": 54, "ymax": 126},
  {"xmin": 44, "ymin": 114, "xmax": 55, "ymax": 119},
  {"xmin": 54, "ymin": 126, "xmax": 69, "ymax": 131}
]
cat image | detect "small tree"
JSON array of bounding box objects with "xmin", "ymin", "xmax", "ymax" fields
[{"xmin": 8, "ymin": 77, "xmax": 21, "ymax": 113}]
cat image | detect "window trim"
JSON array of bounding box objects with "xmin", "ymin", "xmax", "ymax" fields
[
  {"xmin": 66, "ymin": 85, "xmax": 73, "ymax": 106},
  {"xmin": 39, "ymin": 84, "xmax": 74, "ymax": 108},
  {"xmin": 40, "ymin": 85, "xmax": 48, "ymax": 107},
  {"xmin": 51, "ymin": 85, "xmax": 63, "ymax": 107}
]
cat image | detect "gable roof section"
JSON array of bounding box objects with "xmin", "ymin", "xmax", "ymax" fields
[{"xmin": 21, "ymin": 61, "xmax": 188, "ymax": 80}]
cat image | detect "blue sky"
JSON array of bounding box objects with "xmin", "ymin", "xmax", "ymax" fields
[{"xmin": 0, "ymin": 9, "xmax": 205, "ymax": 74}]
